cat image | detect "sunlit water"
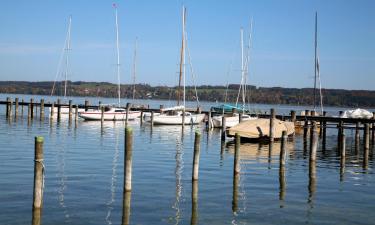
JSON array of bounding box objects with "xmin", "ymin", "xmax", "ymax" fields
[{"xmin": 0, "ymin": 94, "xmax": 374, "ymax": 225}]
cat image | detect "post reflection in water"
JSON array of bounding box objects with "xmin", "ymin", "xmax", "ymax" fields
[
  {"xmin": 232, "ymin": 173, "xmax": 240, "ymax": 214},
  {"xmin": 173, "ymin": 127, "xmax": 184, "ymax": 225},
  {"xmin": 268, "ymin": 143, "xmax": 273, "ymax": 169},
  {"xmin": 121, "ymin": 191, "xmax": 132, "ymax": 225},
  {"xmin": 31, "ymin": 207, "xmax": 42, "ymax": 225},
  {"xmin": 105, "ymin": 123, "xmax": 121, "ymax": 225},
  {"xmin": 279, "ymin": 167, "xmax": 286, "ymax": 205},
  {"xmin": 308, "ymin": 160, "xmax": 316, "ymax": 205},
  {"xmin": 190, "ymin": 181, "xmax": 198, "ymax": 225}
]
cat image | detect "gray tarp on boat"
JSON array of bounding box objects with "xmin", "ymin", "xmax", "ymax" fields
[{"xmin": 228, "ymin": 118, "xmax": 295, "ymax": 139}]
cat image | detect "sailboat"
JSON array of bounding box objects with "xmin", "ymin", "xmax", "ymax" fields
[
  {"xmin": 50, "ymin": 16, "xmax": 85, "ymax": 115},
  {"xmin": 211, "ymin": 26, "xmax": 256, "ymax": 128},
  {"xmin": 151, "ymin": 6, "xmax": 205, "ymax": 125},
  {"xmin": 79, "ymin": 4, "xmax": 140, "ymax": 121}
]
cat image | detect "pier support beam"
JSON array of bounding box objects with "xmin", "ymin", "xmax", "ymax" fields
[
  {"xmin": 192, "ymin": 131, "xmax": 201, "ymax": 181},
  {"xmin": 269, "ymin": 108, "xmax": 275, "ymax": 142},
  {"xmin": 124, "ymin": 127, "xmax": 133, "ymax": 192},
  {"xmin": 33, "ymin": 136, "xmax": 44, "ymax": 209}
]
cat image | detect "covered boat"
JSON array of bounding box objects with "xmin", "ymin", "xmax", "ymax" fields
[
  {"xmin": 341, "ymin": 108, "xmax": 373, "ymax": 119},
  {"xmin": 228, "ymin": 118, "xmax": 295, "ymax": 142}
]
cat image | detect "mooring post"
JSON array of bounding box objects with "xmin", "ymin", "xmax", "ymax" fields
[
  {"xmin": 372, "ymin": 112, "xmax": 375, "ymax": 145},
  {"xmin": 140, "ymin": 110, "xmax": 143, "ymax": 126},
  {"xmin": 363, "ymin": 124, "xmax": 370, "ymax": 169},
  {"xmin": 68, "ymin": 100, "xmax": 73, "ymax": 120},
  {"xmin": 310, "ymin": 122, "xmax": 318, "ymax": 162},
  {"xmin": 101, "ymin": 106, "xmax": 104, "ymax": 124},
  {"xmin": 57, "ymin": 99, "xmax": 61, "ymax": 121},
  {"xmin": 232, "ymin": 173, "xmax": 239, "ymax": 213},
  {"xmin": 9, "ymin": 97, "xmax": 13, "ymax": 118},
  {"xmin": 280, "ymin": 131, "xmax": 287, "ymax": 168},
  {"xmin": 84, "ymin": 100, "xmax": 89, "ymax": 112},
  {"xmin": 310, "ymin": 111, "xmax": 316, "ymax": 140},
  {"xmin": 269, "ymin": 108, "xmax": 275, "ymax": 142},
  {"xmin": 196, "ymin": 106, "xmax": 202, "ymax": 114},
  {"xmin": 21, "ymin": 99, "xmax": 24, "ymax": 116},
  {"xmin": 208, "ymin": 111, "xmax": 212, "ymax": 129},
  {"xmin": 15, "ymin": 97, "xmax": 19, "ymax": 118},
  {"xmin": 310, "ymin": 119, "xmax": 316, "ymax": 151},
  {"xmin": 28, "ymin": 103, "xmax": 32, "ymax": 120},
  {"xmin": 340, "ymin": 133, "xmax": 346, "ymax": 159},
  {"xmin": 355, "ymin": 122, "xmax": 360, "ymax": 154},
  {"xmin": 5, "ymin": 97, "xmax": 10, "ymax": 118},
  {"xmin": 50, "ymin": 102, "xmax": 54, "ymax": 119},
  {"xmin": 191, "ymin": 180, "xmax": 198, "ymax": 225},
  {"xmin": 182, "ymin": 109, "xmax": 186, "ymax": 128},
  {"xmin": 33, "ymin": 136, "xmax": 44, "ymax": 209},
  {"xmin": 40, "ymin": 99, "xmax": 45, "ymax": 120},
  {"xmin": 125, "ymin": 103, "xmax": 130, "ymax": 126},
  {"xmin": 75, "ymin": 105, "xmax": 78, "ymax": 123},
  {"xmin": 122, "ymin": 190, "xmax": 132, "ymax": 225},
  {"xmin": 290, "ymin": 110, "xmax": 296, "ymax": 123},
  {"xmin": 159, "ymin": 104, "xmax": 164, "ymax": 112},
  {"xmin": 192, "ymin": 131, "xmax": 201, "ymax": 181},
  {"xmin": 124, "ymin": 127, "xmax": 133, "ymax": 192},
  {"xmin": 151, "ymin": 111, "xmax": 154, "ymax": 127},
  {"xmin": 239, "ymin": 113, "xmax": 242, "ymax": 123},
  {"xmin": 221, "ymin": 117, "xmax": 226, "ymax": 141},
  {"xmin": 337, "ymin": 120, "xmax": 343, "ymax": 149},
  {"xmin": 234, "ymin": 133, "xmax": 240, "ymax": 175},
  {"xmin": 303, "ymin": 110, "xmax": 310, "ymax": 140},
  {"xmin": 30, "ymin": 98, "xmax": 34, "ymax": 119}
]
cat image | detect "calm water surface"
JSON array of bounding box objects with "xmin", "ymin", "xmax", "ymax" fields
[{"xmin": 0, "ymin": 94, "xmax": 374, "ymax": 225}]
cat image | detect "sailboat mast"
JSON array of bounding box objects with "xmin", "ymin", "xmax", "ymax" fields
[
  {"xmin": 177, "ymin": 6, "xmax": 186, "ymax": 106},
  {"xmin": 240, "ymin": 28, "xmax": 245, "ymax": 112},
  {"xmin": 114, "ymin": 5, "xmax": 121, "ymax": 107},
  {"xmin": 64, "ymin": 15, "xmax": 72, "ymax": 98},
  {"xmin": 313, "ymin": 12, "xmax": 318, "ymax": 111},
  {"xmin": 182, "ymin": 6, "xmax": 186, "ymax": 108},
  {"xmin": 132, "ymin": 37, "xmax": 138, "ymax": 101}
]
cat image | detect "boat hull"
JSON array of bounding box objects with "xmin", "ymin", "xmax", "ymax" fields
[
  {"xmin": 78, "ymin": 110, "xmax": 141, "ymax": 121},
  {"xmin": 153, "ymin": 113, "xmax": 205, "ymax": 125}
]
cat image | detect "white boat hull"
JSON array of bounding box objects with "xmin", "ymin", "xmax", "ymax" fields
[
  {"xmin": 212, "ymin": 115, "xmax": 257, "ymax": 128},
  {"xmin": 153, "ymin": 113, "xmax": 205, "ymax": 125},
  {"xmin": 78, "ymin": 110, "xmax": 141, "ymax": 121}
]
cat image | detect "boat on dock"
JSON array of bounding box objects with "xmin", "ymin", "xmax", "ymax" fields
[{"xmin": 227, "ymin": 118, "xmax": 295, "ymax": 142}]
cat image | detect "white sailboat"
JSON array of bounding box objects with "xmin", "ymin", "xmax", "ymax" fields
[
  {"xmin": 151, "ymin": 6, "xmax": 205, "ymax": 125},
  {"xmin": 212, "ymin": 25, "xmax": 256, "ymax": 128},
  {"xmin": 79, "ymin": 4, "xmax": 140, "ymax": 121},
  {"xmin": 50, "ymin": 16, "xmax": 85, "ymax": 116}
]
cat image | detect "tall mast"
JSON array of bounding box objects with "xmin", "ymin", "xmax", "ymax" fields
[
  {"xmin": 177, "ymin": 6, "xmax": 186, "ymax": 106},
  {"xmin": 114, "ymin": 4, "xmax": 121, "ymax": 107},
  {"xmin": 64, "ymin": 15, "xmax": 72, "ymax": 99},
  {"xmin": 132, "ymin": 37, "xmax": 138, "ymax": 101},
  {"xmin": 240, "ymin": 28, "xmax": 245, "ymax": 112},
  {"xmin": 313, "ymin": 12, "xmax": 318, "ymax": 111}
]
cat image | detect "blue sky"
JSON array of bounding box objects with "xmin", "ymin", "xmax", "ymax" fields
[{"xmin": 0, "ymin": 0, "xmax": 374, "ymax": 90}]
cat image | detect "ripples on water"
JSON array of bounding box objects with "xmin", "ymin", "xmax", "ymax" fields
[{"xmin": 0, "ymin": 103, "xmax": 374, "ymax": 225}]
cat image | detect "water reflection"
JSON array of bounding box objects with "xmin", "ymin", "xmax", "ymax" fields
[
  {"xmin": 105, "ymin": 124, "xmax": 121, "ymax": 225},
  {"xmin": 121, "ymin": 191, "xmax": 131, "ymax": 225},
  {"xmin": 173, "ymin": 129, "xmax": 184, "ymax": 225}
]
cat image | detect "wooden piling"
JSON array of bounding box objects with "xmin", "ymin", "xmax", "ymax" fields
[
  {"xmin": 340, "ymin": 133, "xmax": 346, "ymax": 158},
  {"xmin": 221, "ymin": 117, "xmax": 226, "ymax": 141},
  {"xmin": 232, "ymin": 174, "xmax": 239, "ymax": 213},
  {"xmin": 310, "ymin": 122, "xmax": 318, "ymax": 162},
  {"xmin": 364, "ymin": 123, "xmax": 370, "ymax": 150},
  {"xmin": 125, "ymin": 103, "xmax": 130, "ymax": 126},
  {"xmin": 68, "ymin": 100, "xmax": 73, "ymax": 120},
  {"xmin": 30, "ymin": 98, "xmax": 34, "ymax": 119},
  {"xmin": 84, "ymin": 100, "xmax": 89, "ymax": 111},
  {"xmin": 121, "ymin": 190, "xmax": 131, "ymax": 225},
  {"xmin": 337, "ymin": 120, "xmax": 343, "ymax": 148},
  {"xmin": 290, "ymin": 110, "xmax": 296, "ymax": 123},
  {"xmin": 192, "ymin": 131, "xmax": 201, "ymax": 181},
  {"xmin": 182, "ymin": 109, "xmax": 186, "ymax": 127},
  {"xmin": 140, "ymin": 110, "xmax": 143, "ymax": 126},
  {"xmin": 303, "ymin": 110, "xmax": 310, "ymax": 140},
  {"xmin": 14, "ymin": 97, "xmax": 19, "ymax": 118},
  {"xmin": 280, "ymin": 131, "xmax": 287, "ymax": 167},
  {"xmin": 21, "ymin": 99, "xmax": 24, "ymax": 116},
  {"xmin": 269, "ymin": 108, "xmax": 275, "ymax": 142},
  {"xmin": 372, "ymin": 112, "xmax": 375, "ymax": 145},
  {"xmin": 50, "ymin": 102, "xmax": 54, "ymax": 119},
  {"xmin": 57, "ymin": 99, "xmax": 61, "ymax": 121},
  {"xmin": 40, "ymin": 99, "xmax": 44, "ymax": 120},
  {"xmin": 151, "ymin": 111, "xmax": 154, "ymax": 126},
  {"xmin": 355, "ymin": 122, "xmax": 360, "ymax": 154},
  {"xmin": 239, "ymin": 113, "xmax": 242, "ymax": 123},
  {"xmin": 279, "ymin": 166, "xmax": 286, "ymax": 202},
  {"xmin": 208, "ymin": 111, "xmax": 212, "ymax": 129},
  {"xmin": 124, "ymin": 127, "xmax": 133, "ymax": 191},
  {"xmin": 28, "ymin": 103, "xmax": 32, "ymax": 120},
  {"xmin": 5, "ymin": 97, "xmax": 10, "ymax": 118},
  {"xmin": 75, "ymin": 105, "xmax": 78, "ymax": 123},
  {"xmin": 191, "ymin": 181, "xmax": 198, "ymax": 225},
  {"xmin": 101, "ymin": 106, "xmax": 104, "ymax": 124},
  {"xmin": 33, "ymin": 136, "xmax": 44, "ymax": 209},
  {"xmin": 233, "ymin": 133, "xmax": 240, "ymax": 175},
  {"xmin": 9, "ymin": 98, "xmax": 13, "ymax": 118},
  {"xmin": 310, "ymin": 121, "xmax": 316, "ymax": 151}
]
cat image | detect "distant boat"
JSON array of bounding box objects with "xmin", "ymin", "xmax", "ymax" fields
[
  {"xmin": 151, "ymin": 5, "xmax": 205, "ymax": 125},
  {"xmin": 79, "ymin": 4, "xmax": 140, "ymax": 121}
]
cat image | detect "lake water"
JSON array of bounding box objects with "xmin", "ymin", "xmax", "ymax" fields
[{"xmin": 0, "ymin": 94, "xmax": 374, "ymax": 225}]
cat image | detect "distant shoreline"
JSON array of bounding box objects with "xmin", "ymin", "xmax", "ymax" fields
[{"xmin": 0, "ymin": 81, "xmax": 374, "ymax": 108}]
